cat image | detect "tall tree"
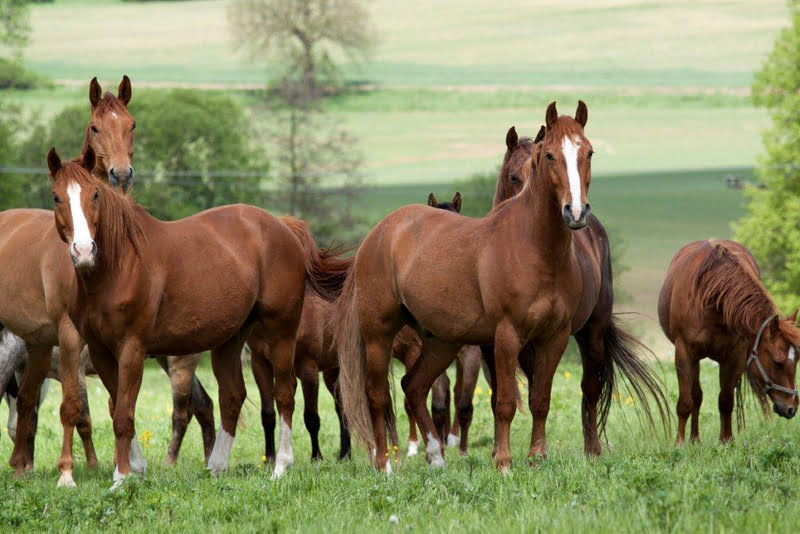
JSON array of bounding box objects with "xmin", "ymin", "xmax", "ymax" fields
[
  {"xmin": 228, "ymin": 0, "xmax": 375, "ymax": 242},
  {"xmin": 735, "ymin": 1, "xmax": 800, "ymax": 310}
]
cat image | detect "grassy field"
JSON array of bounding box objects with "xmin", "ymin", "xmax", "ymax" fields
[{"xmin": 1, "ymin": 358, "xmax": 799, "ymax": 532}]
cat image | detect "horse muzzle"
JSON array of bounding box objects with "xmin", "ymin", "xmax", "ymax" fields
[
  {"xmin": 773, "ymin": 402, "xmax": 798, "ymax": 419},
  {"xmin": 562, "ymin": 203, "xmax": 590, "ymax": 230},
  {"xmin": 109, "ymin": 166, "xmax": 134, "ymax": 193},
  {"xmin": 71, "ymin": 241, "xmax": 97, "ymax": 269}
]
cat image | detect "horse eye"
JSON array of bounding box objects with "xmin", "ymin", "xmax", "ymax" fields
[
  {"xmin": 90, "ymin": 125, "xmax": 99, "ymax": 134},
  {"xmin": 587, "ymin": 150, "xmax": 594, "ymax": 160},
  {"xmin": 545, "ymin": 152, "xmax": 555, "ymax": 161},
  {"xmin": 510, "ymin": 175, "xmax": 520, "ymax": 184},
  {"xmin": 53, "ymin": 195, "xmax": 61, "ymax": 204},
  {"xmin": 131, "ymin": 122, "xmax": 136, "ymax": 132},
  {"xmin": 93, "ymin": 190, "xmax": 99, "ymax": 201}
]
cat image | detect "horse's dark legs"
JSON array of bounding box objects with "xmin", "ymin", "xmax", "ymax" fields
[
  {"xmin": 455, "ymin": 346, "xmax": 482, "ymax": 455},
  {"xmin": 250, "ymin": 339, "xmax": 276, "ymax": 462},
  {"xmin": 75, "ymin": 371, "xmax": 99, "ymax": 469},
  {"xmin": 718, "ymin": 358, "xmax": 742, "ymax": 443},
  {"xmin": 189, "ymin": 366, "xmax": 216, "ymax": 464},
  {"xmin": 528, "ymin": 330, "xmax": 570, "ymax": 462},
  {"xmin": 575, "ymin": 322, "xmax": 605, "ymax": 456},
  {"xmin": 297, "ymin": 356, "xmax": 323, "ymax": 461},
  {"xmin": 9, "ymin": 344, "xmax": 50, "ymax": 477},
  {"xmin": 207, "ymin": 333, "xmax": 248, "ymax": 476},
  {"xmin": 322, "ymin": 367, "xmax": 351, "ymax": 460},
  {"xmin": 430, "ymin": 371, "xmax": 451, "ymax": 443},
  {"xmin": 401, "ymin": 337, "xmax": 460, "ymax": 467},
  {"xmin": 690, "ymin": 362, "xmax": 702, "ymax": 443},
  {"xmin": 674, "ymin": 339, "xmax": 698, "ymax": 444}
]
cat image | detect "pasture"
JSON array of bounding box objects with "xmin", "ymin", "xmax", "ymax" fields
[{"xmin": 2, "ymin": 359, "xmax": 800, "ymax": 532}]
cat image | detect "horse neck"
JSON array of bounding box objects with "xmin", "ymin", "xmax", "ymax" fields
[{"xmin": 506, "ymin": 170, "xmax": 574, "ymax": 260}]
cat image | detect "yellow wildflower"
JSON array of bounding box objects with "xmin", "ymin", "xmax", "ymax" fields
[
  {"xmin": 564, "ymin": 371, "xmax": 572, "ymax": 380},
  {"xmin": 139, "ymin": 430, "xmax": 154, "ymax": 451},
  {"xmin": 487, "ymin": 388, "xmax": 492, "ymax": 396},
  {"xmin": 475, "ymin": 386, "xmax": 483, "ymax": 395},
  {"xmin": 625, "ymin": 395, "xmax": 634, "ymax": 406},
  {"xmin": 262, "ymin": 455, "xmax": 267, "ymax": 464}
]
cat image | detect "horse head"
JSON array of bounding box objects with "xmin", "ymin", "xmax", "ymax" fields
[
  {"xmin": 427, "ymin": 192, "xmax": 462, "ymax": 213},
  {"xmin": 85, "ymin": 76, "xmax": 135, "ymax": 192},
  {"xmin": 750, "ymin": 312, "xmax": 800, "ymax": 419}
]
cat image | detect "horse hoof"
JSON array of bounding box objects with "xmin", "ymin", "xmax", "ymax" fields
[
  {"xmin": 110, "ymin": 466, "xmax": 128, "ymax": 491},
  {"xmin": 57, "ymin": 471, "xmax": 77, "ymax": 488},
  {"xmin": 406, "ymin": 440, "xmax": 419, "ymax": 457}
]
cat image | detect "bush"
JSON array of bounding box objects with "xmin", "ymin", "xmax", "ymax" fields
[
  {"xmin": 0, "ymin": 58, "xmax": 49, "ymax": 90},
  {"xmin": 4, "ymin": 89, "xmax": 269, "ymax": 219}
]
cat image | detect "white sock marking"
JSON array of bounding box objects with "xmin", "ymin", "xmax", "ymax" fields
[
  {"xmin": 407, "ymin": 440, "xmax": 419, "ymax": 457},
  {"xmin": 57, "ymin": 469, "xmax": 76, "ymax": 488},
  {"xmin": 272, "ymin": 418, "xmax": 294, "ymax": 479},
  {"xmin": 446, "ymin": 433, "xmax": 459, "ymax": 448},
  {"xmin": 206, "ymin": 426, "xmax": 235, "ymax": 475},
  {"xmin": 110, "ymin": 465, "xmax": 128, "ymax": 491},
  {"xmin": 129, "ymin": 435, "xmax": 147, "ymax": 473},
  {"xmin": 562, "ymin": 135, "xmax": 583, "ymax": 220},
  {"xmin": 426, "ymin": 432, "xmax": 445, "ymax": 467}
]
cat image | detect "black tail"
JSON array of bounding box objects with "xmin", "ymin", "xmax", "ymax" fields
[{"xmin": 597, "ymin": 315, "xmax": 672, "ymax": 437}]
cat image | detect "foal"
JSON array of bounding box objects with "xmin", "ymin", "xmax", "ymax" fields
[
  {"xmin": 337, "ymin": 102, "xmax": 603, "ymax": 472},
  {"xmin": 659, "ymin": 240, "xmax": 799, "ymax": 443}
]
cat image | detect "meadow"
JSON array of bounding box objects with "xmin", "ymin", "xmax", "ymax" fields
[
  {"xmin": 2, "ymin": 0, "xmax": 798, "ymax": 531},
  {"xmin": 2, "ymin": 357, "xmax": 800, "ymax": 532}
]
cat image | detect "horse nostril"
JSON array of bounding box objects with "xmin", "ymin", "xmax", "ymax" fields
[{"xmin": 91, "ymin": 242, "xmax": 97, "ymax": 255}]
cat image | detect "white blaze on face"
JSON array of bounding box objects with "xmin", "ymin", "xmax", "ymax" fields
[
  {"xmin": 66, "ymin": 182, "xmax": 94, "ymax": 264},
  {"xmin": 561, "ymin": 135, "xmax": 583, "ymax": 221},
  {"xmin": 111, "ymin": 112, "xmax": 118, "ymax": 119}
]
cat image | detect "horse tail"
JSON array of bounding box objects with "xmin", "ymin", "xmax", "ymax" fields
[
  {"xmin": 333, "ymin": 272, "xmax": 377, "ymax": 452},
  {"xmin": 280, "ymin": 216, "xmax": 353, "ymax": 301},
  {"xmin": 598, "ymin": 315, "xmax": 671, "ymax": 436}
]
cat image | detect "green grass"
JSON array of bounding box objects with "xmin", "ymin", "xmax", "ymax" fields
[{"xmin": 2, "ymin": 357, "xmax": 799, "ymax": 532}]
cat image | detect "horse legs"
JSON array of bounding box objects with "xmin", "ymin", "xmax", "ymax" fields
[
  {"xmin": 446, "ymin": 361, "xmax": 462, "ymax": 447},
  {"xmin": 207, "ymin": 334, "xmax": 248, "ymax": 476},
  {"xmin": 455, "ymin": 346, "xmax": 482, "ymax": 455},
  {"xmin": 250, "ymin": 343, "xmax": 277, "ymax": 463},
  {"xmin": 322, "ymin": 367, "xmax": 351, "ymax": 460},
  {"xmin": 156, "ymin": 355, "xmax": 191, "ymax": 466},
  {"xmin": 718, "ymin": 358, "xmax": 742, "ymax": 443},
  {"xmin": 75, "ymin": 367, "xmax": 99, "ymax": 469},
  {"xmin": 107, "ymin": 338, "xmax": 147, "ymax": 489},
  {"xmin": 269, "ymin": 332, "xmax": 299, "ymax": 479},
  {"xmin": 404, "ymin": 394, "xmax": 420, "ymax": 457},
  {"xmin": 401, "ymin": 337, "xmax": 460, "ymax": 468},
  {"xmin": 575, "ymin": 323, "xmax": 605, "ymax": 456},
  {"xmin": 188, "ymin": 358, "xmax": 216, "ymax": 464},
  {"xmin": 297, "ymin": 356, "xmax": 323, "ymax": 461},
  {"xmin": 528, "ymin": 330, "xmax": 570, "ymax": 462},
  {"xmin": 492, "ymin": 323, "xmax": 525, "ymax": 472},
  {"xmin": 363, "ymin": 333, "xmax": 396, "ymax": 472},
  {"xmin": 674, "ymin": 339, "xmax": 698, "ymax": 444},
  {"xmin": 430, "ymin": 371, "xmax": 451, "ymax": 443},
  {"xmin": 9, "ymin": 344, "xmax": 50, "ymax": 477}
]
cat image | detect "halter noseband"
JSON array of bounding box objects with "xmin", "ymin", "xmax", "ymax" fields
[{"xmin": 747, "ymin": 314, "xmax": 799, "ymax": 397}]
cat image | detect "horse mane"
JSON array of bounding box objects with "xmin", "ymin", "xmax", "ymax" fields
[
  {"xmin": 693, "ymin": 242, "xmax": 778, "ymax": 339},
  {"xmin": 55, "ymin": 161, "xmax": 145, "ymax": 271}
]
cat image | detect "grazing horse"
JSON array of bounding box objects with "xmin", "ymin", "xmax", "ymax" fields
[
  {"xmin": 0, "ymin": 77, "xmax": 140, "ymax": 487},
  {"xmin": 489, "ymin": 125, "xmax": 668, "ymax": 457},
  {"xmin": 336, "ymin": 101, "xmax": 619, "ymax": 472},
  {"xmin": 659, "ymin": 240, "xmax": 799, "ymax": 443},
  {"xmin": 1, "ymin": 76, "xmax": 215, "ymax": 486},
  {"xmin": 45, "ymin": 148, "xmax": 347, "ymax": 488}
]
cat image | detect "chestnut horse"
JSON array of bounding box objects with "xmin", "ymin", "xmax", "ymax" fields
[
  {"xmin": 0, "ymin": 77, "xmax": 139, "ymax": 487},
  {"xmin": 489, "ymin": 125, "xmax": 668, "ymax": 457},
  {"xmin": 1, "ymin": 76, "xmax": 215, "ymax": 485},
  {"xmin": 659, "ymin": 240, "xmax": 799, "ymax": 443},
  {"xmin": 337, "ymin": 102, "xmax": 619, "ymax": 472},
  {"xmin": 45, "ymin": 148, "xmax": 348, "ymax": 488}
]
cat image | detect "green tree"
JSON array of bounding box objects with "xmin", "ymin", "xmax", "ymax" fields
[
  {"xmin": 0, "ymin": 0, "xmax": 30, "ymax": 55},
  {"xmin": 734, "ymin": 1, "xmax": 800, "ymax": 311}
]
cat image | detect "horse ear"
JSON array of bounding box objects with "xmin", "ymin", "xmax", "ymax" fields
[
  {"xmin": 505, "ymin": 126, "xmax": 518, "ymax": 152},
  {"xmin": 790, "ymin": 309, "xmax": 798, "ymax": 324},
  {"xmin": 452, "ymin": 192, "xmax": 462, "ymax": 213},
  {"xmin": 534, "ymin": 125, "xmax": 546, "ymax": 144},
  {"xmin": 575, "ymin": 100, "xmax": 588, "ymax": 128},
  {"xmin": 81, "ymin": 145, "xmax": 96, "ymax": 173},
  {"xmin": 89, "ymin": 77, "xmax": 102, "ymax": 109},
  {"xmin": 427, "ymin": 193, "xmax": 438, "ymax": 207},
  {"xmin": 47, "ymin": 147, "xmax": 61, "ymax": 178},
  {"xmin": 546, "ymin": 102, "xmax": 558, "ymax": 129},
  {"xmin": 118, "ymin": 75, "xmax": 132, "ymax": 106}
]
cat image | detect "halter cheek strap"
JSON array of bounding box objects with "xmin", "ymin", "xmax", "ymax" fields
[{"xmin": 747, "ymin": 314, "xmax": 799, "ymax": 397}]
